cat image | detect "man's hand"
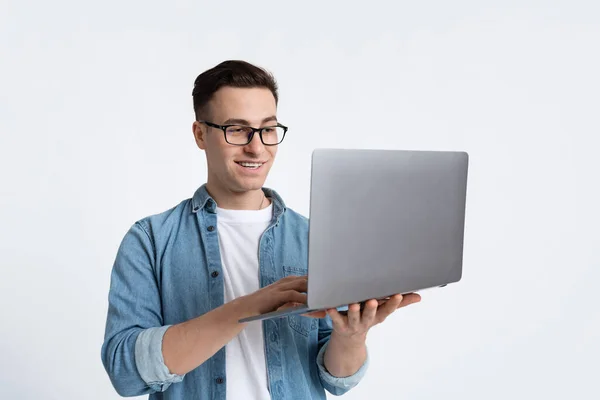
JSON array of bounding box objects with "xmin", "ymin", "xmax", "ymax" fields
[
  {"xmin": 323, "ymin": 293, "xmax": 421, "ymax": 377},
  {"xmin": 236, "ymin": 275, "xmax": 324, "ymax": 319},
  {"xmin": 163, "ymin": 275, "xmax": 315, "ymax": 376},
  {"xmin": 277, "ymin": 301, "xmax": 328, "ymax": 319},
  {"xmin": 327, "ymin": 293, "xmax": 422, "ymax": 341}
]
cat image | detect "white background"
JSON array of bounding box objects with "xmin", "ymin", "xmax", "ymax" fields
[{"xmin": 1, "ymin": 0, "xmax": 599, "ymax": 399}]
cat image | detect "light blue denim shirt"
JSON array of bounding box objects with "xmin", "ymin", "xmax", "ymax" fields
[{"xmin": 101, "ymin": 184, "xmax": 368, "ymax": 399}]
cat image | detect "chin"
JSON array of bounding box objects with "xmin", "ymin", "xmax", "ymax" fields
[
  {"xmin": 231, "ymin": 170, "xmax": 270, "ymax": 190},
  {"xmin": 241, "ymin": 181, "xmax": 266, "ymax": 191},
  {"xmin": 231, "ymin": 178, "xmax": 266, "ymax": 192}
]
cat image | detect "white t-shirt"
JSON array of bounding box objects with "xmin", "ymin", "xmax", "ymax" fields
[{"xmin": 216, "ymin": 203, "xmax": 273, "ymax": 399}]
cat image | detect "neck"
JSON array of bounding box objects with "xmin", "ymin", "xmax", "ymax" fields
[{"xmin": 205, "ymin": 182, "xmax": 270, "ymax": 210}]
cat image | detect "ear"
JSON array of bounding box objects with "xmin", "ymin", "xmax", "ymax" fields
[{"xmin": 192, "ymin": 121, "xmax": 207, "ymax": 150}]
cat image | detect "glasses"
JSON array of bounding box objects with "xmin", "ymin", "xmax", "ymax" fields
[{"xmin": 199, "ymin": 120, "xmax": 288, "ymax": 146}]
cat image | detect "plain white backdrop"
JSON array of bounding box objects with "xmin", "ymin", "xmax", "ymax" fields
[{"xmin": 1, "ymin": 1, "xmax": 599, "ymax": 399}]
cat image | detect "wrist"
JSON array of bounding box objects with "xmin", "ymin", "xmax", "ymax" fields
[
  {"xmin": 220, "ymin": 297, "xmax": 252, "ymax": 324},
  {"xmin": 331, "ymin": 331, "xmax": 367, "ymax": 349}
]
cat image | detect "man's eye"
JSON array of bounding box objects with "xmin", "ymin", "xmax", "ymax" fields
[{"xmin": 227, "ymin": 127, "xmax": 247, "ymax": 134}]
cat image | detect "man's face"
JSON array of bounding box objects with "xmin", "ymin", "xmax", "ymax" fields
[{"xmin": 193, "ymin": 86, "xmax": 279, "ymax": 194}]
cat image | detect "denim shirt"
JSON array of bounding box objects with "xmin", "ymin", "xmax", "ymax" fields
[{"xmin": 101, "ymin": 185, "xmax": 368, "ymax": 399}]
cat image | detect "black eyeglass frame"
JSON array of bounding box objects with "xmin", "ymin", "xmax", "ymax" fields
[{"xmin": 198, "ymin": 120, "xmax": 288, "ymax": 146}]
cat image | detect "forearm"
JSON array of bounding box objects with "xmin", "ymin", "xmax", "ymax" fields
[
  {"xmin": 162, "ymin": 299, "xmax": 248, "ymax": 375},
  {"xmin": 323, "ymin": 331, "xmax": 368, "ymax": 377}
]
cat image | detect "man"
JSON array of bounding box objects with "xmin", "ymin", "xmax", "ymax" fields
[{"xmin": 101, "ymin": 60, "xmax": 421, "ymax": 399}]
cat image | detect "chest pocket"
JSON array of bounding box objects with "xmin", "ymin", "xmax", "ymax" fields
[{"xmin": 282, "ymin": 265, "xmax": 318, "ymax": 337}]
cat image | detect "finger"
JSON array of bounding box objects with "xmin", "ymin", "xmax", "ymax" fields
[
  {"xmin": 277, "ymin": 302, "xmax": 303, "ymax": 311},
  {"xmin": 277, "ymin": 290, "xmax": 307, "ymax": 306},
  {"xmin": 279, "ymin": 274, "xmax": 307, "ymax": 279},
  {"xmin": 277, "ymin": 275, "xmax": 308, "ymax": 283},
  {"xmin": 397, "ymin": 293, "xmax": 421, "ymax": 308},
  {"xmin": 376, "ymin": 294, "xmax": 403, "ymax": 322},
  {"xmin": 327, "ymin": 308, "xmax": 347, "ymax": 331},
  {"xmin": 276, "ymin": 300, "xmax": 326, "ymax": 318},
  {"xmin": 361, "ymin": 299, "xmax": 378, "ymax": 326},
  {"xmin": 276, "ymin": 275, "xmax": 308, "ymax": 292},
  {"xmin": 302, "ymin": 310, "xmax": 328, "ymax": 318},
  {"xmin": 347, "ymin": 303, "xmax": 361, "ymax": 328}
]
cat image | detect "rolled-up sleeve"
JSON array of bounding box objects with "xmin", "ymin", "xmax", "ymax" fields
[
  {"xmin": 101, "ymin": 221, "xmax": 184, "ymax": 396},
  {"xmin": 315, "ymin": 317, "xmax": 369, "ymax": 395},
  {"xmin": 135, "ymin": 326, "xmax": 185, "ymax": 390}
]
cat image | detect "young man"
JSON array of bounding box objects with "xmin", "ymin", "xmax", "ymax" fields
[{"xmin": 101, "ymin": 60, "xmax": 421, "ymax": 400}]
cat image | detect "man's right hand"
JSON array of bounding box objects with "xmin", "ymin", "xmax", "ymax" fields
[
  {"xmin": 163, "ymin": 275, "xmax": 324, "ymax": 376},
  {"xmin": 234, "ymin": 275, "xmax": 326, "ymax": 319}
]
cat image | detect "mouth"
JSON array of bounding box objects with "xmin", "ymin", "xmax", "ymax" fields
[{"xmin": 235, "ymin": 161, "xmax": 267, "ymax": 170}]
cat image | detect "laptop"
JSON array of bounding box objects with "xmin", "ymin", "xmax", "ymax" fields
[{"xmin": 239, "ymin": 148, "xmax": 469, "ymax": 323}]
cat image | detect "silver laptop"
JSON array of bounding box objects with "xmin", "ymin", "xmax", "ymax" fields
[{"xmin": 239, "ymin": 148, "xmax": 469, "ymax": 323}]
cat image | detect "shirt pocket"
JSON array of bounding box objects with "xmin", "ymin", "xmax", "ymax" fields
[{"xmin": 282, "ymin": 265, "xmax": 317, "ymax": 337}]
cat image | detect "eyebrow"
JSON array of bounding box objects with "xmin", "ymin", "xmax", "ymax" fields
[{"xmin": 222, "ymin": 116, "xmax": 278, "ymax": 125}]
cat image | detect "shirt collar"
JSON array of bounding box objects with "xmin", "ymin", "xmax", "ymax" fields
[{"xmin": 191, "ymin": 184, "xmax": 287, "ymax": 219}]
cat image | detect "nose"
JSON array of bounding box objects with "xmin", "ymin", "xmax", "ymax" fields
[{"xmin": 243, "ymin": 132, "xmax": 265, "ymax": 155}]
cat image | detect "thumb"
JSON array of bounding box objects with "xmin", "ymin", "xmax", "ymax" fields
[{"xmin": 277, "ymin": 302, "xmax": 302, "ymax": 311}]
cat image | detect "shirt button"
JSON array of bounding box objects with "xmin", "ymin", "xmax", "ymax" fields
[
  {"xmin": 216, "ymin": 377, "xmax": 224, "ymax": 384},
  {"xmin": 193, "ymin": 205, "xmax": 199, "ymax": 212},
  {"xmin": 211, "ymin": 271, "xmax": 219, "ymax": 278},
  {"xmin": 207, "ymin": 225, "xmax": 215, "ymax": 232}
]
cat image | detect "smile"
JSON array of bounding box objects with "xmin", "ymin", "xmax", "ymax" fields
[{"xmin": 235, "ymin": 161, "xmax": 266, "ymax": 170}]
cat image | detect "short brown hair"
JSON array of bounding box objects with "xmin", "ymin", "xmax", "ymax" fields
[{"xmin": 192, "ymin": 60, "xmax": 279, "ymax": 120}]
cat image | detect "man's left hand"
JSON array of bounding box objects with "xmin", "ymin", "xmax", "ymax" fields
[{"xmin": 327, "ymin": 293, "xmax": 421, "ymax": 342}]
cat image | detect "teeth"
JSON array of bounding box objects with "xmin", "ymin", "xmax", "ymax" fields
[{"xmin": 239, "ymin": 162, "xmax": 262, "ymax": 168}]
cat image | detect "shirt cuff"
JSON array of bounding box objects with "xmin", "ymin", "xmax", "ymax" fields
[
  {"xmin": 135, "ymin": 325, "xmax": 185, "ymax": 392},
  {"xmin": 316, "ymin": 339, "xmax": 369, "ymax": 393}
]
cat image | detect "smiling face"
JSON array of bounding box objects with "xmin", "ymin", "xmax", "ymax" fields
[{"xmin": 193, "ymin": 86, "xmax": 278, "ymax": 197}]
